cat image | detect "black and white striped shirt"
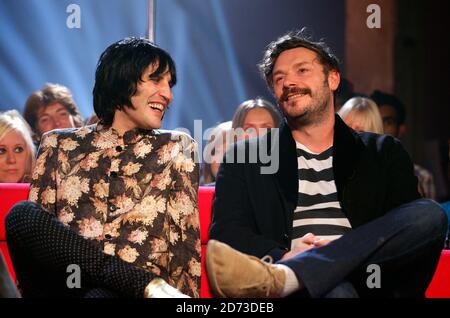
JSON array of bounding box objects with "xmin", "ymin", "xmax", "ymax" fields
[{"xmin": 292, "ymin": 142, "xmax": 352, "ymax": 248}]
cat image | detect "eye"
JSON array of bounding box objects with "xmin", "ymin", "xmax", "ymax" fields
[
  {"xmin": 38, "ymin": 116, "xmax": 50, "ymax": 125},
  {"xmin": 58, "ymin": 110, "xmax": 70, "ymax": 118},
  {"xmin": 0, "ymin": 147, "xmax": 6, "ymax": 155},
  {"xmin": 149, "ymin": 74, "xmax": 162, "ymax": 82},
  {"xmin": 298, "ymin": 68, "xmax": 309, "ymax": 74},
  {"xmin": 14, "ymin": 146, "xmax": 24, "ymax": 153},
  {"xmin": 274, "ymin": 76, "xmax": 283, "ymax": 84}
]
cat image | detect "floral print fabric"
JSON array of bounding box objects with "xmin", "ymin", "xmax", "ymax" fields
[{"xmin": 29, "ymin": 123, "xmax": 201, "ymax": 297}]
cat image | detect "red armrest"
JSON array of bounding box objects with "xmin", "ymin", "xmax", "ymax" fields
[
  {"xmin": 198, "ymin": 186, "xmax": 215, "ymax": 244},
  {"xmin": 426, "ymin": 249, "xmax": 450, "ymax": 298},
  {"xmin": 0, "ymin": 183, "xmax": 30, "ymax": 240}
]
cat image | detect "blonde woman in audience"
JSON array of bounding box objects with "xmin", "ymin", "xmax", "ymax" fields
[
  {"xmin": 338, "ymin": 97, "xmax": 384, "ymax": 134},
  {"xmin": 0, "ymin": 110, "xmax": 36, "ymax": 183}
]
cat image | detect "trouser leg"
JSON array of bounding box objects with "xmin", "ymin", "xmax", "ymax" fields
[
  {"xmin": 279, "ymin": 199, "xmax": 448, "ymax": 298},
  {"xmin": 5, "ymin": 201, "xmax": 157, "ymax": 298}
]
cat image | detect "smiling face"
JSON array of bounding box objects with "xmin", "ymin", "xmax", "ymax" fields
[
  {"xmin": 36, "ymin": 103, "xmax": 76, "ymax": 135},
  {"xmin": 271, "ymin": 47, "xmax": 339, "ymax": 127},
  {"xmin": 112, "ymin": 63, "xmax": 173, "ymax": 134},
  {"xmin": 0, "ymin": 130, "xmax": 29, "ymax": 183}
]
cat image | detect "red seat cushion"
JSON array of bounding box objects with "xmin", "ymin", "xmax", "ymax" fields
[
  {"xmin": 198, "ymin": 186, "xmax": 215, "ymax": 297},
  {"xmin": 0, "ymin": 183, "xmax": 30, "ymax": 240},
  {"xmin": 198, "ymin": 186, "xmax": 215, "ymax": 244},
  {"xmin": 426, "ymin": 249, "xmax": 450, "ymax": 298},
  {"xmin": 200, "ymin": 244, "xmax": 212, "ymax": 298}
]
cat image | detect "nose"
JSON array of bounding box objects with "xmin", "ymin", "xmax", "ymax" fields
[
  {"xmin": 47, "ymin": 117, "xmax": 58, "ymax": 131},
  {"xmin": 283, "ymin": 71, "xmax": 297, "ymax": 88},
  {"xmin": 6, "ymin": 152, "xmax": 16, "ymax": 164},
  {"xmin": 158, "ymin": 80, "xmax": 173, "ymax": 104}
]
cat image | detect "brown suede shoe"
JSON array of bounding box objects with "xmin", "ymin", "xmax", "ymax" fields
[{"xmin": 206, "ymin": 240, "xmax": 285, "ymax": 298}]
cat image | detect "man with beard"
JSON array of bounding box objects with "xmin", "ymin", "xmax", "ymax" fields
[{"xmin": 206, "ymin": 30, "xmax": 448, "ymax": 298}]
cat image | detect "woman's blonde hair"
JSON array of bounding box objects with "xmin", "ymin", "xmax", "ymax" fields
[
  {"xmin": 338, "ymin": 97, "xmax": 384, "ymax": 134},
  {"xmin": 0, "ymin": 110, "xmax": 36, "ymax": 182}
]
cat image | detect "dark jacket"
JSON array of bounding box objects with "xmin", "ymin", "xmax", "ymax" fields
[{"xmin": 209, "ymin": 115, "xmax": 420, "ymax": 261}]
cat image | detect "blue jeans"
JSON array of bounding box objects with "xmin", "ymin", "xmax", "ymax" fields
[{"xmin": 279, "ymin": 199, "xmax": 448, "ymax": 298}]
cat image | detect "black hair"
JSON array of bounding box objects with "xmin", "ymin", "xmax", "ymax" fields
[
  {"xmin": 258, "ymin": 29, "xmax": 340, "ymax": 90},
  {"xmin": 93, "ymin": 37, "xmax": 176, "ymax": 126},
  {"xmin": 370, "ymin": 90, "xmax": 406, "ymax": 125}
]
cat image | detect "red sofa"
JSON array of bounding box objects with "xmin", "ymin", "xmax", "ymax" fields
[{"xmin": 1, "ymin": 183, "xmax": 449, "ymax": 298}]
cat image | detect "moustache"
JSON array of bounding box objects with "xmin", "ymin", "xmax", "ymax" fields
[{"xmin": 279, "ymin": 87, "xmax": 312, "ymax": 104}]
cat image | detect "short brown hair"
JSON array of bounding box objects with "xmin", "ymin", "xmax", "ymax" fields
[{"xmin": 23, "ymin": 83, "xmax": 83, "ymax": 135}]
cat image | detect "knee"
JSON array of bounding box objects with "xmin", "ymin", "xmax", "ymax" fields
[
  {"xmin": 5, "ymin": 201, "xmax": 43, "ymax": 234},
  {"xmin": 409, "ymin": 199, "xmax": 448, "ymax": 239}
]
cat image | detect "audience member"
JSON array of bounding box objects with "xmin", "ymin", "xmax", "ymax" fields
[
  {"xmin": 371, "ymin": 90, "xmax": 436, "ymax": 200},
  {"xmin": 0, "ymin": 110, "xmax": 35, "ymax": 183},
  {"xmin": 23, "ymin": 83, "xmax": 83, "ymax": 144},
  {"xmin": 201, "ymin": 121, "xmax": 231, "ymax": 185},
  {"xmin": 334, "ymin": 77, "xmax": 356, "ymax": 112},
  {"xmin": 231, "ymin": 98, "xmax": 282, "ymax": 139},
  {"xmin": 337, "ymin": 97, "xmax": 383, "ymax": 134}
]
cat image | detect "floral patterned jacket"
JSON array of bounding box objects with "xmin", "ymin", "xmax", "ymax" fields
[{"xmin": 29, "ymin": 123, "xmax": 201, "ymax": 297}]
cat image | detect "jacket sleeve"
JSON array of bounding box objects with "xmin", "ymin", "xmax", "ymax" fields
[
  {"xmin": 28, "ymin": 131, "xmax": 59, "ymax": 215},
  {"xmin": 384, "ymin": 136, "xmax": 421, "ymax": 210},
  {"xmin": 166, "ymin": 135, "xmax": 201, "ymax": 297},
  {"xmin": 209, "ymin": 145, "xmax": 288, "ymax": 260}
]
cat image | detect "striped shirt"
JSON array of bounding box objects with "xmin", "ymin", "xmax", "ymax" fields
[{"xmin": 292, "ymin": 142, "xmax": 352, "ymax": 249}]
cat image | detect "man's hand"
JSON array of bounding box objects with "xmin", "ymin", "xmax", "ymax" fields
[
  {"xmin": 313, "ymin": 238, "xmax": 331, "ymax": 247},
  {"xmin": 281, "ymin": 233, "xmax": 331, "ymax": 260}
]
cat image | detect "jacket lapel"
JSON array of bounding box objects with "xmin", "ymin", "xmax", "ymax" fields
[
  {"xmin": 333, "ymin": 115, "xmax": 364, "ymax": 202},
  {"xmin": 273, "ymin": 121, "xmax": 299, "ymax": 235},
  {"xmin": 272, "ymin": 116, "xmax": 364, "ymax": 235}
]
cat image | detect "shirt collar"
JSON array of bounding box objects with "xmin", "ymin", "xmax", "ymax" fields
[{"xmin": 95, "ymin": 122, "xmax": 154, "ymax": 145}]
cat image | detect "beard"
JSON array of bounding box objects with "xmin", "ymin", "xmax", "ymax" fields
[{"xmin": 278, "ymin": 80, "xmax": 332, "ymax": 128}]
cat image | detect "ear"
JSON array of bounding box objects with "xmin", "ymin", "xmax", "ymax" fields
[
  {"xmin": 398, "ymin": 124, "xmax": 406, "ymax": 139},
  {"xmin": 327, "ymin": 70, "xmax": 340, "ymax": 92}
]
